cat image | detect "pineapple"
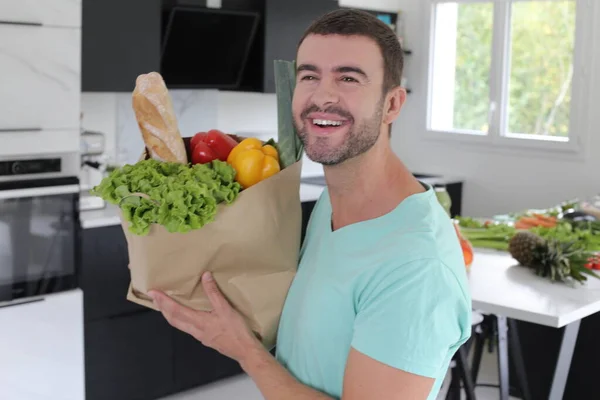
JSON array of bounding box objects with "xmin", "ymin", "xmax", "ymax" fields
[
  {"xmin": 509, "ymin": 231, "xmax": 597, "ymax": 284},
  {"xmin": 509, "ymin": 231, "xmax": 546, "ymax": 266}
]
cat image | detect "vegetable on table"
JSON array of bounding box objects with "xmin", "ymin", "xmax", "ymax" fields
[
  {"xmin": 227, "ymin": 138, "xmax": 281, "ymax": 189},
  {"xmin": 515, "ymin": 214, "xmax": 557, "ymax": 230},
  {"xmin": 585, "ymin": 255, "xmax": 600, "ymax": 270},
  {"xmin": 454, "ymin": 224, "xmax": 474, "ymax": 268},
  {"xmin": 190, "ymin": 130, "xmax": 238, "ymax": 164}
]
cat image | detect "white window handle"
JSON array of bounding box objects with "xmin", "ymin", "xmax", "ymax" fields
[{"xmin": 488, "ymin": 101, "xmax": 497, "ymax": 134}]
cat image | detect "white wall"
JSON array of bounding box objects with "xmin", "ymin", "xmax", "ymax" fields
[
  {"xmin": 392, "ymin": 0, "xmax": 600, "ymax": 217},
  {"xmin": 81, "ymin": 93, "xmax": 118, "ymax": 161}
]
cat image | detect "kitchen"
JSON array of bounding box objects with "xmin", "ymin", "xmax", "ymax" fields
[{"xmin": 1, "ymin": 0, "xmax": 599, "ymax": 400}]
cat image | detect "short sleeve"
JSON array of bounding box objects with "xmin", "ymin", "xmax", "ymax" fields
[{"xmin": 351, "ymin": 259, "xmax": 472, "ymax": 378}]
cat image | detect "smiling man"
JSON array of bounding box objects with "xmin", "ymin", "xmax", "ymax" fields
[{"xmin": 149, "ymin": 9, "xmax": 472, "ymax": 400}]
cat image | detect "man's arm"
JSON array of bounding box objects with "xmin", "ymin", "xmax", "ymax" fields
[
  {"xmin": 240, "ymin": 344, "xmax": 434, "ymax": 400},
  {"xmin": 240, "ymin": 345, "xmax": 333, "ymax": 399},
  {"xmin": 342, "ymin": 348, "xmax": 435, "ymax": 399}
]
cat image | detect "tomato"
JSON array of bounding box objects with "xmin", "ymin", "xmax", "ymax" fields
[
  {"xmin": 585, "ymin": 256, "xmax": 600, "ymax": 270},
  {"xmin": 191, "ymin": 141, "xmax": 217, "ymax": 164},
  {"xmin": 205, "ymin": 130, "xmax": 238, "ymax": 161}
]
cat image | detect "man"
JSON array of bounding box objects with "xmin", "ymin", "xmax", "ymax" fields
[{"xmin": 148, "ymin": 9, "xmax": 472, "ymax": 400}]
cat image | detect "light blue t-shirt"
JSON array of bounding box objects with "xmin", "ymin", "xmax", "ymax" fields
[{"xmin": 275, "ymin": 184, "xmax": 472, "ymax": 399}]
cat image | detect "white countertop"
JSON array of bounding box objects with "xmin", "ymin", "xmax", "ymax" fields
[
  {"xmin": 80, "ymin": 183, "xmax": 326, "ymax": 229},
  {"xmin": 469, "ymin": 249, "xmax": 600, "ymax": 328}
]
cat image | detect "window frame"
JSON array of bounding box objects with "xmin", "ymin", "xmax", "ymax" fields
[{"xmin": 421, "ymin": 0, "xmax": 595, "ymax": 156}]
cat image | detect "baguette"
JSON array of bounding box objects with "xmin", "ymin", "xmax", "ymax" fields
[{"xmin": 132, "ymin": 72, "xmax": 187, "ymax": 164}]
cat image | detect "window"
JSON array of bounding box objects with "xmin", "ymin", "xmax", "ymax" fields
[{"xmin": 427, "ymin": 0, "xmax": 582, "ymax": 148}]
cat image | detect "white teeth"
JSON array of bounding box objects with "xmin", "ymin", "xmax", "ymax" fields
[{"xmin": 313, "ymin": 119, "xmax": 342, "ymax": 127}]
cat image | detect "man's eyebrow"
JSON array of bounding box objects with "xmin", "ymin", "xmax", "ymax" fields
[
  {"xmin": 297, "ymin": 64, "xmax": 320, "ymax": 73},
  {"xmin": 296, "ymin": 64, "xmax": 370, "ymax": 80},
  {"xmin": 334, "ymin": 66, "xmax": 368, "ymax": 78}
]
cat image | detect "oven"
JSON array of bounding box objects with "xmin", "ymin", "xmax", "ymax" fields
[{"xmin": 0, "ymin": 156, "xmax": 80, "ymax": 303}]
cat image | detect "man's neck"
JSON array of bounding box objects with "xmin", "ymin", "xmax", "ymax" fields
[{"xmin": 324, "ymin": 145, "xmax": 425, "ymax": 231}]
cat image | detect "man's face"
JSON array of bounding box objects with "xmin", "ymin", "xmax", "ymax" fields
[{"xmin": 292, "ymin": 34, "xmax": 386, "ymax": 166}]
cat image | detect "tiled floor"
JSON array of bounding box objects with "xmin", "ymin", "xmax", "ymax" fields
[{"xmin": 160, "ymin": 348, "xmax": 520, "ymax": 400}]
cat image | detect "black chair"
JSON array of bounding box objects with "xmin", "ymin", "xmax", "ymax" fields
[
  {"xmin": 468, "ymin": 313, "xmax": 532, "ymax": 400},
  {"xmin": 445, "ymin": 311, "xmax": 483, "ymax": 400}
]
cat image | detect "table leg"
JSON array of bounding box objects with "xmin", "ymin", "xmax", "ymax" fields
[
  {"xmin": 508, "ymin": 318, "xmax": 532, "ymax": 400},
  {"xmin": 496, "ymin": 315, "xmax": 510, "ymax": 400},
  {"xmin": 548, "ymin": 319, "xmax": 581, "ymax": 400}
]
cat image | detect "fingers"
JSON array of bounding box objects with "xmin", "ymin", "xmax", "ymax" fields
[
  {"xmin": 202, "ymin": 272, "xmax": 229, "ymax": 311},
  {"xmin": 149, "ymin": 290, "xmax": 206, "ymax": 337}
]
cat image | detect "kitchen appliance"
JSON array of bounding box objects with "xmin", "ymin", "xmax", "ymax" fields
[
  {"xmin": 80, "ymin": 130, "xmax": 107, "ymax": 211},
  {"xmin": 0, "ymin": 156, "xmax": 80, "ymax": 303},
  {"xmin": 160, "ymin": 3, "xmax": 261, "ymax": 89}
]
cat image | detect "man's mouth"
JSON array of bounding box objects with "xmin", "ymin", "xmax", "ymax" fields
[
  {"xmin": 305, "ymin": 112, "xmax": 351, "ymax": 135},
  {"xmin": 308, "ymin": 118, "xmax": 349, "ymax": 135},
  {"xmin": 312, "ymin": 119, "xmax": 343, "ymax": 128}
]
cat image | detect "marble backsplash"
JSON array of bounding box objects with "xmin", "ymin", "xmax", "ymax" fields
[{"xmin": 81, "ymin": 89, "xmax": 323, "ymax": 177}]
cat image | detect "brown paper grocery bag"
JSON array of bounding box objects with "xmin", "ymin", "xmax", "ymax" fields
[{"xmin": 121, "ymin": 158, "xmax": 302, "ymax": 350}]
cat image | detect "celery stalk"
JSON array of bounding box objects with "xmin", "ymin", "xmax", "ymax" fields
[{"xmin": 274, "ymin": 60, "xmax": 304, "ymax": 168}]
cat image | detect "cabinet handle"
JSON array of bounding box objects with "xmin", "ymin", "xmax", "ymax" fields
[
  {"xmin": 0, "ymin": 20, "xmax": 43, "ymax": 27},
  {"xmin": 0, "ymin": 298, "xmax": 44, "ymax": 309},
  {"xmin": 0, "ymin": 128, "xmax": 43, "ymax": 133}
]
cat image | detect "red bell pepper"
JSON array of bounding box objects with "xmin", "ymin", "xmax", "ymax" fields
[{"xmin": 190, "ymin": 130, "xmax": 238, "ymax": 164}]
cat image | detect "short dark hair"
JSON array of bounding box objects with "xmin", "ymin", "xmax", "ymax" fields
[{"xmin": 297, "ymin": 9, "xmax": 404, "ymax": 95}]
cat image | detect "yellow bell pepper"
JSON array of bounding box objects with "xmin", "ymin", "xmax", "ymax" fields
[{"xmin": 227, "ymin": 138, "xmax": 280, "ymax": 188}]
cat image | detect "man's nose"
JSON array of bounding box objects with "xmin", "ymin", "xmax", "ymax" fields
[{"xmin": 311, "ymin": 80, "xmax": 340, "ymax": 108}]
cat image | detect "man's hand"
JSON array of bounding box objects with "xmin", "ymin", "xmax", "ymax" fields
[{"xmin": 148, "ymin": 271, "xmax": 262, "ymax": 364}]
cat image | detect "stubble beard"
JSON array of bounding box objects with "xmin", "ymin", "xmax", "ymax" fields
[{"xmin": 295, "ymin": 99, "xmax": 384, "ymax": 166}]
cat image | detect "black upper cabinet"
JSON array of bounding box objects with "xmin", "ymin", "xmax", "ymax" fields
[
  {"xmin": 82, "ymin": 0, "xmax": 161, "ymax": 92},
  {"xmin": 82, "ymin": 0, "xmax": 338, "ymax": 92},
  {"xmin": 263, "ymin": 0, "xmax": 339, "ymax": 93}
]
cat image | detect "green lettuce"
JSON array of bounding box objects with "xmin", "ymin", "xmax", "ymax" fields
[{"xmin": 90, "ymin": 159, "xmax": 242, "ymax": 236}]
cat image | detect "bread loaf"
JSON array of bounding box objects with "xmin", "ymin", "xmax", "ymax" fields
[{"xmin": 132, "ymin": 72, "xmax": 187, "ymax": 164}]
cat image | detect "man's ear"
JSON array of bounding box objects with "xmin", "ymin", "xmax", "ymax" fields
[{"xmin": 383, "ymin": 86, "xmax": 406, "ymax": 125}]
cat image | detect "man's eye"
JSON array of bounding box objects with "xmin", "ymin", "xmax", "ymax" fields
[
  {"xmin": 341, "ymin": 76, "xmax": 358, "ymax": 83},
  {"xmin": 301, "ymin": 75, "xmax": 317, "ymax": 81}
]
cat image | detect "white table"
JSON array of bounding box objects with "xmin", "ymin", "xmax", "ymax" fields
[{"xmin": 468, "ymin": 249, "xmax": 600, "ymax": 400}]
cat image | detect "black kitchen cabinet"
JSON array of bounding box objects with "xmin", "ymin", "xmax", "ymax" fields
[
  {"xmin": 173, "ymin": 328, "xmax": 243, "ymax": 391},
  {"xmin": 82, "ymin": 0, "xmax": 161, "ymax": 92},
  {"xmin": 301, "ymin": 200, "xmax": 317, "ymax": 245},
  {"xmin": 263, "ymin": 0, "xmax": 339, "ymax": 93},
  {"xmin": 507, "ymin": 314, "xmax": 600, "ymax": 400},
  {"xmin": 80, "ymin": 225, "xmax": 145, "ymax": 321},
  {"xmin": 85, "ymin": 311, "xmax": 174, "ymax": 400}
]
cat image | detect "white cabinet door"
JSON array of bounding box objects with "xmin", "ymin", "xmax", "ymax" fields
[
  {"xmin": 339, "ymin": 0, "xmax": 401, "ymax": 13},
  {"xmin": 0, "ymin": 0, "xmax": 81, "ymax": 28},
  {"xmin": 0, "ymin": 290, "xmax": 85, "ymax": 400},
  {"xmin": 0, "ymin": 129, "xmax": 80, "ymax": 156},
  {"xmin": 0, "ymin": 24, "xmax": 81, "ymax": 132}
]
